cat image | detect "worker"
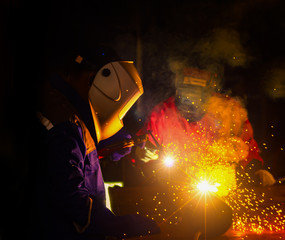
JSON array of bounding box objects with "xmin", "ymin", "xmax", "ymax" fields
[
  {"xmin": 24, "ymin": 45, "xmax": 159, "ymax": 240},
  {"xmin": 136, "ymin": 66, "xmax": 275, "ymax": 187}
]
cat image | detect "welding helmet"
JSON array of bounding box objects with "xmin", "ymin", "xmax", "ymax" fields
[
  {"xmin": 175, "ymin": 67, "xmax": 217, "ymax": 122},
  {"xmin": 88, "ymin": 61, "xmax": 143, "ymax": 141},
  {"xmin": 70, "ymin": 45, "xmax": 143, "ymax": 141}
]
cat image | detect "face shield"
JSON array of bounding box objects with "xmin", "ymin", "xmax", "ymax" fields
[
  {"xmin": 89, "ymin": 61, "xmax": 143, "ymax": 141},
  {"xmin": 175, "ymin": 67, "xmax": 216, "ymax": 121}
]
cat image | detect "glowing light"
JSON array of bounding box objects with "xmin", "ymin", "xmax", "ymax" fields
[
  {"xmin": 104, "ymin": 182, "xmax": 123, "ymax": 210},
  {"xmin": 197, "ymin": 180, "xmax": 220, "ymax": 193},
  {"xmin": 163, "ymin": 156, "xmax": 175, "ymax": 167},
  {"xmin": 134, "ymin": 94, "xmax": 285, "ymax": 236}
]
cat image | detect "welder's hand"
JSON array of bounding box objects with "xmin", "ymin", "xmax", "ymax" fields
[
  {"xmin": 255, "ymin": 169, "xmax": 276, "ymax": 187},
  {"xmin": 135, "ymin": 146, "xmax": 159, "ymax": 163},
  {"xmin": 98, "ymin": 129, "xmax": 133, "ymax": 161},
  {"xmin": 117, "ymin": 214, "xmax": 160, "ymax": 237},
  {"xmin": 111, "ymin": 147, "xmax": 132, "ymax": 162}
]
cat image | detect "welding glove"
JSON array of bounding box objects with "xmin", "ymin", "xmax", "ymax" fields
[
  {"xmin": 98, "ymin": 129, "xmax": 133, "ymax": 161},
  {"xmin": 255, "ymin": 169, "xmax": 276, "ymax": 187},
  {"xmin": 135, "ymin": 146, "xmax": 159, "ymax": 163}
]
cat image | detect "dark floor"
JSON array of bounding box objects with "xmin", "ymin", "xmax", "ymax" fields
[
  {"xmin": 128, "ymin": 232, "xmax": 285, "ymax": 240},
  {"xmin": 109, "ymin": 184, "xmax": 285, "ymax": 240}
]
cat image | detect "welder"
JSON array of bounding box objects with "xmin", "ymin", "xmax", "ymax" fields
[
  {"xmin": 131, "ymin": 65, "xmax": 277, "ymax": 240},
  {"xmin": 24, "ymin": 44, "xmax": 160, "ymax": 240},
  {"xmin": 136, "ymin": 65, "xmax": 275, "ymax": 187}
]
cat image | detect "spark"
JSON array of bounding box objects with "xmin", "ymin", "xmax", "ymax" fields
[
  {"xmin": 133, "ymin": 96, "xmax": 285, "ymax": 236},
  {"xmin": 163, "ymin": 156, "xmax": 175, "ymax": 167},
  {"xmin": 136, "ymin": 138, "xmax": 285, "ymax": 235},
  {"xmin": 197, "ymin": 180, "xmax": 220, "ymax": 193}
]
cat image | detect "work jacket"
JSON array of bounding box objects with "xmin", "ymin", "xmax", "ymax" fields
[
  {"xmin": 34, "ymin": 75, "xmax": 159, "ymax": 240},
  {"xmin": 140, "ymin": 95, "xmax": 263, "ymax": 167},
  {"xmin": 35, "ymin": 75, "xmax": 109, "ymax": 239}
]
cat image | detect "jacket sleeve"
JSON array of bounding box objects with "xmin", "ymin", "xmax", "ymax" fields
[
  {"xmin": 46, "ymin": 122, "xmax": 160, "ymax": 238},
  {"xmin": 97, "ymin": 129, "xmax": 133, "ymax": 161},
  {"xmin": 239, "ymin": 119, "xmax": 264, "ymax": 167},
  {"xmin": 46, "ymin": 122, "xmax": 94, "ymax": 228}
]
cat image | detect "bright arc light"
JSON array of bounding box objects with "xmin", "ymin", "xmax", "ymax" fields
[
  {"xmin": 197, "ymin": 180, "xmax": 220, "ymax": 193},
  {"xmin": 164, "ymin": 156, "xmax": 175, "ymax": 167}
]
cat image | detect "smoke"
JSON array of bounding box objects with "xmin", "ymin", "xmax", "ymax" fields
[
  {"xmin": 205, "ymin": 94, "xmax": 248, "ymax": 138},
  {"xmin": 263, "ymin": 62, "xmax": 285, "ymax": 99},
  {"xmin": 165, "ymin": 26, "xmax": 253, "ymax": 95},
  {"xmin": 192, "ymin": 28, "xmax": 251, "ymax": 68},
  {"xmin": 132, "ymin": 25, "xmax": 252, "ymax": 122},
  {"xmin": 112, "ymin": 0, "xmax": 285, "ymax": 120}
]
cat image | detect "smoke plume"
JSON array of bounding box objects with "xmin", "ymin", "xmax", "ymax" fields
[{"xmin": 263, "ymin": 62, "xmax": 285, "ymax": 99}]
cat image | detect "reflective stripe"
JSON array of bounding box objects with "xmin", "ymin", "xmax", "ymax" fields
[{"xmin": 37, "ymin": 112, "xmax": 54, "ymax": 130}]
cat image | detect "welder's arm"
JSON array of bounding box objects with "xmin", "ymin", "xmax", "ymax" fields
[
  {"xmin": 47, "ymin": 123, "xmax": 97, "ymax": 228},
  {"xmin": 98, "ymin": 129, "xmax": 134, "ymax": 161},
  {"xmin": 98, "ymin": 129, "xmax": 149, "ymax": 161},
  {"xmin": 47, "ymin": 123, "xmax": 159, "ymax": 238}
]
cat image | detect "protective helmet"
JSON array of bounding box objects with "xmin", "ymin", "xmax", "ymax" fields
[
  {"xmin": 175, "ymin": 67, "xmax": 217, "ymax": 121},
  {"xmin": 62, "ymin": 44, "xmax": 143, "ymax": 141},
  {"xmin": 88, "ymin": 60, "xmax": 143, "ymax": 141}
]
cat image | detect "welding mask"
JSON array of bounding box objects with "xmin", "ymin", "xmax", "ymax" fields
[
  {"xmin": 175, "ymin": 67, "xmax": 216, "ymax": 122},
  {"xmin": 88, "ymin": 61, "xmax": 143, "ymax": 141}
]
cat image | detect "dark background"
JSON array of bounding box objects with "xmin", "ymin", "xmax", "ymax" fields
[{"xmin": 1, "ymin": 0, "xmax": 285, "ymax": 236}]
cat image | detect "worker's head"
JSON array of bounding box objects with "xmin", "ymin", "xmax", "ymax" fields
[
  {"xmin": 58, "ymin": 45, "xmax": 143, "ymax": 141},
  {"xmin": 174, "ymin": 67, "xmax": 218, "ymax": 122}
]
